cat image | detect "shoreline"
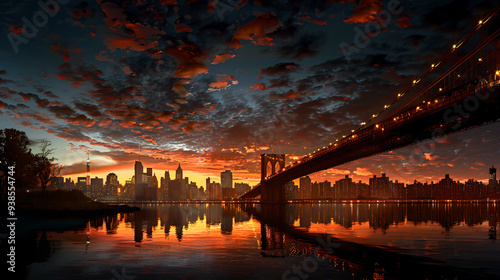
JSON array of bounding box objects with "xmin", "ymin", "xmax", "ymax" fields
[{"xmin": 100, "ymin": 199, "xmax": 500, "ymax": 204}]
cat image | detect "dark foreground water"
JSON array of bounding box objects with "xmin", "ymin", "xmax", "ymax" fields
[{"xmin": 14, "ymin": 203, "xmax": 500, "ymax": 279}]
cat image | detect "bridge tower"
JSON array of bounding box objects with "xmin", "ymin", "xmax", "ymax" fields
[
  {"xmin": 260, "ymin": 154, "xmax": 286, "ymax": 203},
  {"xmin": 261, "ymin": 154, "xmax": 286, "ymax": 181}
]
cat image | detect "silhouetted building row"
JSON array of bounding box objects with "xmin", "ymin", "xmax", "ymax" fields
[
  {"xmin": 50, "ymin": 165, "xmax": 500, "ymax": 201},
  {"xmin": 158, "ymin": 164, "xmax": 205, "ymax": 201},
  {"xmin": 291, "ymin": 168, "xmax": 500, "ymax": 200},
  {"xmin": 405, "ymin": 174, "xmax": 496, "ymax": 200}
]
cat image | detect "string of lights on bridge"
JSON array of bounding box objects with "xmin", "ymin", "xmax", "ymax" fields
[
  {"xmin": 364, "ymin": 10, "xmax": 497, "ymax": 128},
  {"xmin": 262, "ymin": 8, "xmax": 500, "ymax": 181}
]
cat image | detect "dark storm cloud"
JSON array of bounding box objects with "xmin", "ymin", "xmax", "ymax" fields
[
  {"xmin": 73, "ymin": 102, "xmax": 104, "ymax": 118},
  {"xmin": 343, "ymin": 0, "xmax": 384, "ymax": 24},
  {"xmin": 404, "ymin": 34, "xmax": 425, "ymax": 50},
  {"xmin": 71, "ymin": 1, "xmax": 95, "ymax": 19},
  {"xmin": 258, "ymin": 62, "xmax": 300, "ymax": 75},
  {"xmin": 264, "ymin": 32, "xmax": 326, "ymax": 59}
]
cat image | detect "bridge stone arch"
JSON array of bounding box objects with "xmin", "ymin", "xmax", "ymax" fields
[
  {"xmin": 266, "ymin": 161, "xmax": 273, "ymax": 177},
  {"xmin": 261, "ymin": 154, "xmax": 286, "ymax": 182}
]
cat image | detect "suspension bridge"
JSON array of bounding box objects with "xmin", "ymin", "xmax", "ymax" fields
[{"xmin": 241, "ymin": 7, "xmax": 500, "ymax": 203}]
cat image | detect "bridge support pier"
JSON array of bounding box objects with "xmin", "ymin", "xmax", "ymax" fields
[
  {"xmin": 261, "ymin": 182, "xmax": 286, "ymax": 203},
  {"xmin": 261, "ymin": 203, "xmax": 286, "ymax": 225}
]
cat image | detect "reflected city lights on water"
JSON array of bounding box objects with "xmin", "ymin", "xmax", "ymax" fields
[{"xmin": 14, "ymin": 203, "xmax": 500, "ymax": 279}]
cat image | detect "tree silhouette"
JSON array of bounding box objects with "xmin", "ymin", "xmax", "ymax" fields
[
  {"xmin": 0, "ymin": 129, "xmax": 60, "ymax": 195},
  {"xmin": 0, "ymin": 129, "xmax": 35, "ymax": 195},
  {"xmin": 33, "ymin": 140, "xmax": 61, "ymax": 191}
]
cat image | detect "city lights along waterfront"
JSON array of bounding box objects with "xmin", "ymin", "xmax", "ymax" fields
[
  {"xmin": 47, "ymin": 157, "xmax": 500, "ymax": 203},
  {"xmin": 2, "ymin": 0, "xmax": 500, "ymax": 279}
]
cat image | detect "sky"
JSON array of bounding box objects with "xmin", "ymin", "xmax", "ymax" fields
[{"xmin": 1, "ymin": 0, "xmax": 499, "ymax": 187}]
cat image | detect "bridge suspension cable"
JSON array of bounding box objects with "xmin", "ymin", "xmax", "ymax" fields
[
  {"xmin": 243, "ymin": 5, "xmax": 500, "ymax": 191},
  {"xmin": 365, "ymin": 4, "xmax": 500, "ymax": 126},
  {"xmin": 281, "ymin": 5, "xmax": 500, "ymax": 172},
  {"xmin": 382, "ymin": 27, "xmax": 500, "ymax": 122}
]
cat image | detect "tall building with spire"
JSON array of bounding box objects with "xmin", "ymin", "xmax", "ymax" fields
[
  {"xmin": 176, "ymin": 164, "xmax": 183, "ymax": 180},
  {"xmin": 85, "ymin": 153, "xmax": 91, "ymax": 197},
  {"xmin": 168, "ymin": 164, "xmax": 187, "ymax": 201},
  {"xmin": 86, "ymin": 153, "xmax": 90, "ymax": 186}
]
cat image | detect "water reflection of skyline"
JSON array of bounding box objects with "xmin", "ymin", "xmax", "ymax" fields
[
  {"xmin": 86, "ymin": 203, "xmax": 499, "ymax": 242},
  {"xmin": 287, "ymin": 203, "xmax": 499, "ymax": 234},
  {"xmin": 18, "ymin": 203, "xmax": 500, "ymax": 280}
]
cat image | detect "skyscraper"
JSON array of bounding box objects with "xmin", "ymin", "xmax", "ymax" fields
[
  {"xmin": 221, "ymin": 170, "xmax": 233, "ymax": 189},
  {"xmin": 221, "ymin": 170, "xmax": 235, "ymax": 199},
  {"xmin": 105, "ymin": 173, "xmax": 119, "ymax": 200},
  {"xmin": 76, "ymin": 177, "xmax": 87, "ymax": 194},
  {"xmin": 176, "ymin": 164, "xmax": 183, "ymax": 180},
  {"xmin": 489, "ymin": 166, "xmax": 497, "ymax": 186},
  {"xmin": 369, "ymin": 173, "xmax": 391, "ymax": 198},
  {"xmin": 167, "ymin": 164, "xmax": 185, "ymax": 201},
  {"xmin": 169, "ymin": 179, "xmax": 183, "ymax": 201},
  {"xmin": 164, "ymin": 170, "xmax": 170, "ymax": 182},
  {"xmin": 86, "ymin": 153, "xmax": 90, "ymax": 187},
  {"xmin": 120, "ymin": 180, "xmax": 134, "ymax": 201},
  {"xmin": 149, "ymin": 174, "xmax": 158, "ymax": 201},
  {"xmin": 207, "ymin": 180, "xmax": 222, "ymax": 200},
  {"xmin": 135, "ymin": 161, "xmax": 143, "ymax": 185},
  {"xmin": 134, "ymin": 160, "xmax": 156, "ymax": 201},
  {"xmin": 160, "ymin": 171, "xmax": 170, "ymax": 201},
  {"xmin": 489, "ymin": 166, "xmax": 498, "ymax": 196},
  {"xmin": 91, "ymin": 177, "xmax": 103, "ymax": 199},
  {"xmin": 300, "ymin": 176, "xmax": 311, "ymax": 199},
  {"xmin": 335, "ymin": 175, "xmax": 355, "ymax": 199}
]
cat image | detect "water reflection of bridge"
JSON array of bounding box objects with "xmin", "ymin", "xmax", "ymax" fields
[{"xmin": 244, "ymin": 203, "xmax": 500, "ymax": 279}]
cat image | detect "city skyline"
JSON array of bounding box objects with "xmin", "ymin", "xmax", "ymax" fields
[
  {"xmin": 49, "ymin": 156, "xmax": 499, "ymax": 202},
  {"xmin": 31, "ymin": 135, "xmax": 500, "ymax": 189},
  {"xmin": 53, "ymin": 156, "xmax": 500, "ymax": 187}
]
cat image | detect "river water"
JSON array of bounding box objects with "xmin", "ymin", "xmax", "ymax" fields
[{"xmin": 16, "ymin": 203, "xmax": 500, "ymax": 279}]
